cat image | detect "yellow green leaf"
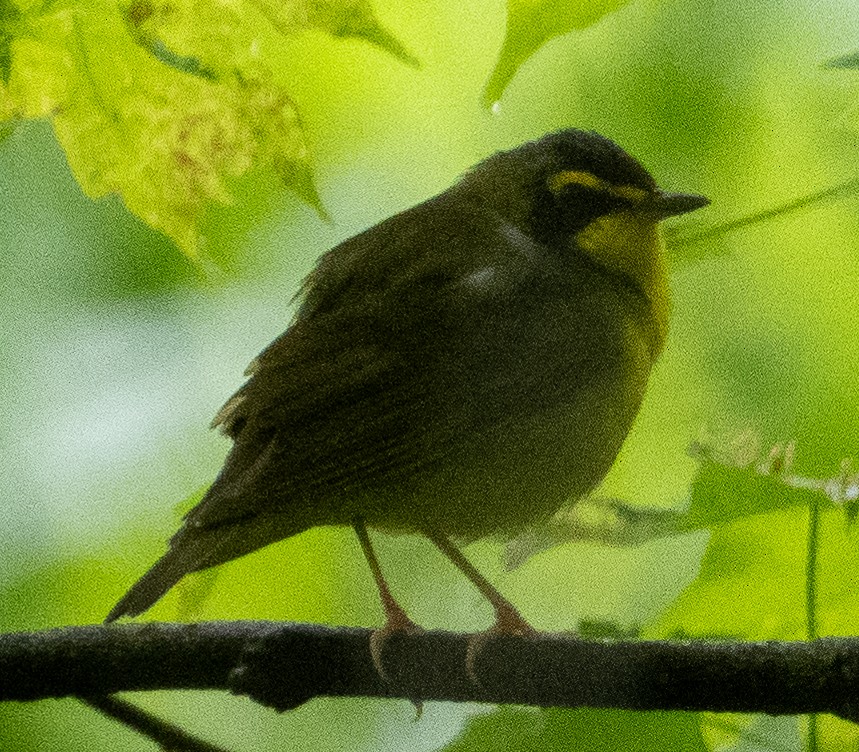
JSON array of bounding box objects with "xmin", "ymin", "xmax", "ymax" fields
[
  {"xmin": 482, "ymin": 0, "xmax": 632, "ymax": 108},
  {"xmin": 0, "ymin": 0, "xmax": 21, "ymax": 84},
  {"xmin": 0, "ymin": 0, "xmax": 414, "ymax": 256}
]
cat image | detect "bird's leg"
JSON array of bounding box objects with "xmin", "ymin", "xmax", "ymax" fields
[
  {"xmin": 423, "ymin": 528, "xmax": 533, "ymax": 633},
  {"xmin": 423, "ymin": 528, "xmax": 535, "ymax": 682},
  {"xmin": 353, "ymin": 518, "xmax": 422, "ymax": 680}
]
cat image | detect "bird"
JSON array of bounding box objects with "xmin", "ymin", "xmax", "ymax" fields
[{"xmin": 105, "ymin": 129, "xmax": 709, "ymax": 658}]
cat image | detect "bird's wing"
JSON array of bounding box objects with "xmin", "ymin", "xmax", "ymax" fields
[{"xmin": 186, "ymin": 198, "xmax": 547, "ymax": 532}]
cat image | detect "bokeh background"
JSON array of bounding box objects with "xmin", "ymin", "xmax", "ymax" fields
[{"xmin": 2, "ymin": 0, "xmax": 859, "ymax": 749}]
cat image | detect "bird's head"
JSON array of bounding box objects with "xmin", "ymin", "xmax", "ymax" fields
[
  {"xmin": 460, "ymin": 129, "xmax": 710, "ymax": 355},
  {"xmin": 463, "ymin": 128, "xmax": 708, "ymax": 238}
]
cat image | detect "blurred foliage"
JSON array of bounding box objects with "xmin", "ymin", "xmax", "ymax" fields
[
  {"xmin": 701, "ymin": 714, "xmax": 802, "ymax": 752},
  {"xmin": 825, "ymin": 51, "xmax": 859, "ymax": 69},
  {"xmin": 2, "ymin": 0, "xmax": 859, "ymax": 750},
  {"xmin": 443, "ymin": 707, "xmax": 707, "ymax": 752},
  {"xmin": 505, "ymin": 438, "xmax": 858, "ymax": 568}
]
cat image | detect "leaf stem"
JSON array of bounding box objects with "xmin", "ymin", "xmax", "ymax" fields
[{"xmin": 806, "ymin": 497, "xmax": 820, "ymax": 642}]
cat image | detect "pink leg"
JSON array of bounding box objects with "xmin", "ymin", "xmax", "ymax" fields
[
  {"xmin": 354, "ymin": 519, "xmax": 422, "ymax": 679},
  {"xmin": 423, "ymin": 528, "xmax": 535, "ymax": 681}
]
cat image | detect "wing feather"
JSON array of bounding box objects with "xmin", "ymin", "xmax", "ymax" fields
[{"xmin": 188, "ymin": 196, "xmax": 551, "ymax": 531}]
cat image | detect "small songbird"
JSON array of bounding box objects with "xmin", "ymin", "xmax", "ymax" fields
[{"xmin": 106, "ymin": 129, "xmax": 708, "ymax": 648}]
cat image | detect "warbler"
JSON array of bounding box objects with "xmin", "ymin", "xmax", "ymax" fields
[{"xmin": 106, "ymin": 129, "xmax": 708, "ymax": 639}]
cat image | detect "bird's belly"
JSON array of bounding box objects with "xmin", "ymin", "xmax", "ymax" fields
[
  {"xmin": 372, "ymin": 337, "xmax": 651, "ymax": 540},
  {"xmin": 430, "ymin": 385, "xmax": 643, "ymax": 537}
]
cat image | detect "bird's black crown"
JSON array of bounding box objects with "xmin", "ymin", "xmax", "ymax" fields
[{"xmin": 533, "ymin": 129, "xmax": 656, "ymax": 191}]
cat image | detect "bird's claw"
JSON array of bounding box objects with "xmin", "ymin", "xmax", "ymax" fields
[
  {"xmin": 465, "ymin": 604, "xmax": 535, "ymax": 685},
  {"xmin": 369, "ymin": 614, "xmax": 425, "ymax": 715},
  {"xmin": 369, "ymin": 612, "xmax": 424, "ymax": 683}
]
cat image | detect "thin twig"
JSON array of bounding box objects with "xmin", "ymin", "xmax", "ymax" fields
[
  {"xmin": 805, "ymin": 497, "xmax": 821, "ymax": 752},
  {"xmin": 81, "ymin": 695, "xmax": 234, "ymax": 752},
  {"xmin": 668, "ymin": 175, "xmax": 859, "ymax": 262}
]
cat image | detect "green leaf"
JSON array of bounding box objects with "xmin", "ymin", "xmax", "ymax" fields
[
  {"xmin": 651, "ymin": 466, "xmax": 859, "ymax": 642},
  {"xmin": 245, "ymin": 0, "xmax": 419, "ymax": 66},
  {"xmin": 443, "ymin": 708, "xmax": 707, "ymax": 752},
  {"xmin": 680, "ymin": 460, "xmax": 813, "ymax": 532},
  {"xmin": 0, "ymin": 118, "xmax": 14, "ymax": 144},
  {"xmin": 276, "ymin": 152, "xmax": 331, "ymax": 222},
  {"xmin": 122, "ymin": 0, "xmax": 417, "ymax": 76},
  {"xmin": 0, "ymin": 0, "xmax": 413, "ymax": 257},
  {"xmin": 318, "ymin": 0, "xmax": 419, "ymax": 67},
  {"xmin": 1, "ymin": 1, "xmax": 305, "ymax": 256},
  {"xmin": 0, "ymin": 0, "xmax": 21, "ymax": 85},
  {"xmin": 482, "ymin": 0, "xmax": 631, "ymax": 107},
  {"xmin": 651, "ymin": 508, "xmax": 810, "ymax": 640},
  {"xmin": 122, "ymin": 1, "xmax": 217, "ymax": 81}
]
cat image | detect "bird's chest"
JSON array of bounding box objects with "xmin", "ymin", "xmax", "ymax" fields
[
  {"xmin": 414, "ymin": 281, "xmax": 655, "ymax": 538},
  {"xmin": 448, "ymin": 272, "xmax": 652, "ymax": 421}
]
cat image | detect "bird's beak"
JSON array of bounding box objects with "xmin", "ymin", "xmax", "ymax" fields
[{"xmin": 649, "ymin": 191, "xmax": 710, "ymax": 220}]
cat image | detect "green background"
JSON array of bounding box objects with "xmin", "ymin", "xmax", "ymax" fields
[{"xmin": 2, "ymin": 0, "xmax": 859, "ymax": 749}]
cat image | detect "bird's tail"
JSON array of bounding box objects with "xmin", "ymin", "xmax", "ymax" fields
[
  {"xmin": 105, "ymin": 514, "xmax": 310, "ymax": 623},
  {"xmin": 104, "ymin": 538, "xmax": 205, "ymax": 623}
]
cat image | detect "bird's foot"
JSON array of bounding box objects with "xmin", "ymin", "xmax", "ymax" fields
[
  {"xmin": 369, "ymin": 605, "xmax": 425, "ymax": 682},
  {"xmin": 369, "ymin": 605, "xmax": 425, "ymax": 716},
  {"xmin": 465, "ymin": 602, "xmax": 535, "ymax": 685}
]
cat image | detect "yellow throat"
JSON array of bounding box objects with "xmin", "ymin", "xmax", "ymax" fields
[
  {"xmin": 548, "ymin": 169, "xmax": 671, "ymax": 359},
  {"xmin": 576, "ymin": 211, "xmax": 670, "ymax": 359}
]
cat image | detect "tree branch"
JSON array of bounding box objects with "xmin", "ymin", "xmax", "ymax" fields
[
  {"xmin": 2, "ymin": 621, "xmax": 859, "ymax": 722},
  {"xmin": 667, "ymin": 174, "xmax": 859, "ymax": 264}
]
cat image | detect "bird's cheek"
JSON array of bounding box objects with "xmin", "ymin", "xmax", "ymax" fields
[
  {"xmin": 576, "ymin": 211, "xmax": 659, "ymax": 263},
  {"xmin": 576, "ymin": 212, "xmax": 670, "ymax": 356}
]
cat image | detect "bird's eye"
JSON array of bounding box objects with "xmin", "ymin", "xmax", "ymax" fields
[
  {"xmin": 554, "ymin": 182, "xmax": 629, "ymax": 218},
  {"xmin": 547, "ymin": 170, "xmax": 647, "ymax": 212},
  {"xmin": 531, "ymin": 171, "xmax": 637, "ymax": 244}
]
